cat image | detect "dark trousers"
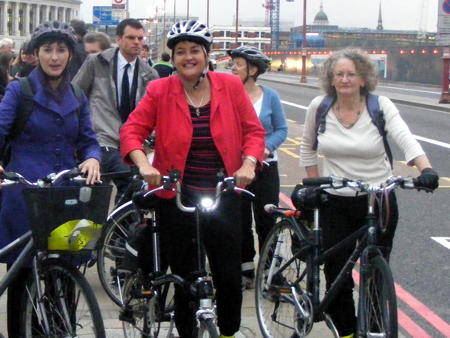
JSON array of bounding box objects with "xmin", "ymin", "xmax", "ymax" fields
[
  {"xmin": 100, "ymin": 147, "xmax": 133, "ymax": 204},
  {"xmin": 157, "ymin": 191, "xmax": 242, "ymax": 337},
  {"xmin": 241, "ymin": 162, "xmax": 279, "ymax": 268},
  {"xmin": 320, "ymin": 192, "xmax": 398, "ymax": 336},
  {"xmin": 7, "ymin": 266, "xmax": 31, "ymax": 337}
]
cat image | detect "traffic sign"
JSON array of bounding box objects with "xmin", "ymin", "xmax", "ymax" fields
[
  {"xmin": 93, "ymin": 6, "xmax": 119, "ymax": 26},
  {"xmin": 112, "ymin": 0, "xmax": 126, "ymax": 10},
  {"xmin": 437, "ymin": 0, "xmax": 450, "ymax": 45}
]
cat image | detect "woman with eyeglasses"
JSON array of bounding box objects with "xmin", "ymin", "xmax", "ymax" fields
[{"xmin": 300, "ymin": 48, "xmax": 438, "ymax": 338}]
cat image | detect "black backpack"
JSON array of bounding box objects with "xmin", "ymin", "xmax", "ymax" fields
[
  {"xmin": 313, "ymin": 93, "xmax": 393, "ymax": 168},
  {"xmin": 0, "ymin": 77, "xmax": 83, "ymax": 166}
]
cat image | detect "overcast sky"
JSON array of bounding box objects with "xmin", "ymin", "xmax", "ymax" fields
[{"xmin": 80, "ymin": 0, "xmax": 439, "ymax": 32}]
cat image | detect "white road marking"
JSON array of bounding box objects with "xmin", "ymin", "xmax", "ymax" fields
[
  {"xmin": 378, "ymin": 85, "xmax": 440, "ymax": 95},
  {"xmin": 413, "ymin": 135, "xmax": 450, "ymax": 149},
  {"xmin": 281, "ymin": 100, "xmax": 308, "ymax": 110},
  {"xmin": 281, "ymin": 100, "xmax": 450, "ymax": 150},
  {"xmin": 431, "ymin": 237, "xmax": 450, "ymax": 250}
]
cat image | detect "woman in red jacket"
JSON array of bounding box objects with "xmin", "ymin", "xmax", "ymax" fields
[{"xmin": 120, "ymin": 20, "xmax": 265, "ymax": 338}]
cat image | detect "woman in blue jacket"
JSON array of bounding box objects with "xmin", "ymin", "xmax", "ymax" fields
[
  {"xmin": 229, "ymin": 46, "xmax": 288, "ymax": 288},
  {"xmin": 0, "ymin": 21, "xmax": 100, "ymax": 337}
]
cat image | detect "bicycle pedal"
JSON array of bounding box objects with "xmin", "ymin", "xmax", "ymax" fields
[
  {"xmin": 278, "ymin": 287, "xmax": 292, "ymax": 294},
  {"xmin": 119, "ymin": 307, "xmax": 135, "ymax": 324},
  {"xmin": 140, "ymin": 289, "xmax": 154, "ymax": 297}
]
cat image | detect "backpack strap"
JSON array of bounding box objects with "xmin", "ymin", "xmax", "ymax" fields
[
  {"xmin": 366, "ymin": 93, "xmax": 393, "ymax": 168},
  {"xmin": 313, "ymin": 93, "xmax": 393, "ymax": 168},
  {"xmin": 313, "ymin": 95, "xmax": 335, "ymax": 150},
  {"xmin": 9, "ymin": 77, "xmax": 35, "ymax": 139}
]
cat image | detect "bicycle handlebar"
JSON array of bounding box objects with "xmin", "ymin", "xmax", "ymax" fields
[
  {"xmin": 302, "ymin": 175, "xmax": 424, "ymax": 193},
  {"xmin": 0, "ymin": 168, "xmax": 88, "ymax": 188},
  {"xmin": 142, "ymin": 169, "xmax": 255, "ymax": 213}
]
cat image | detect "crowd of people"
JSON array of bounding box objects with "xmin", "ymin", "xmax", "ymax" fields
[{"xmin": 0, "ymin": 15, "xmax": 440, "ymax": 338}]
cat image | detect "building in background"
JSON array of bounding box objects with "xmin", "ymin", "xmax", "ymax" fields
[
  {"xmin": 138, "ymin": 14, "xmax": 199, "ymax": 61},
  {"xmin": 210, "ymin": 25, "xmax": 271, "ymax": 52},
  {"xmin": 0, "ymin": 0, "xmax": 81, "ymax": 48}
]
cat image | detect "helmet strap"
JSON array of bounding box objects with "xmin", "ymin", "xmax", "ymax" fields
[{"xmin": 192, "ymin": 45, "xmax": 209, "ymax": 89}]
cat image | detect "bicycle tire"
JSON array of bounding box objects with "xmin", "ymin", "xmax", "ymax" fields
[
  {"xmin": 197, "ymin": 317, "xmax": 219, "ymax": 338},
  {"xmin": 122, "ymin": 274, "xmax": 175, "ymax": 338},
  {"xmin": 255, "ymin": 219, "xmax": 313, "ymax": 338},
  {"xmin": 20, "ymin": 258, "xmax": 105, "ymax": 338},
  {"xmin": 358, "ymin": 254, "xmax": 398, "ymax": 338},
  {"xmin": 97, "ymin": 201, "xmax": 144, "ymax": 306}
]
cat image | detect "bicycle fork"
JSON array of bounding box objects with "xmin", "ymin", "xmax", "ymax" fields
[{"xmin": 31, "ymin": 256, "xmax": 52, "ymax": 334}]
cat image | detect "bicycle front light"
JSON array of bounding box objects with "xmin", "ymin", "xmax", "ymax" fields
[{"xmin": 200, "ymin": 197, "xmax": 214, "ymax": 209}]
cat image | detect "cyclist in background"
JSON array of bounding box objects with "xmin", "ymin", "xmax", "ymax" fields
[
  {"xmin": 228, "ymin": 46, "xmax": 287, "ymax": 289},
  {"xmin": 120, "ymin": 20, "xmax": 265, "ymax": 338},
  {"xmin": 73, "ymin": 18, "xmax": 159, "ymax": 205},
  {"xmin": 0, "ymin": 21, "xmax": 100, "ymax": 337},
  {"xmin": 300, "ymin": 48, "xmax": 439, "ymax": 338}
]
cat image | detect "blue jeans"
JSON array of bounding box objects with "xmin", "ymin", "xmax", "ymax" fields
[{"xmin": 100, "ymin": 147, "xmax": 132, "ymax": 204}]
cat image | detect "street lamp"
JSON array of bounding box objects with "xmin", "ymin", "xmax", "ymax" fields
[
  {"xmin": 207, "ymin": 0, "xmax": 210, "ymax": 27},
  {"xmin": 162, "ymin": 0, "xmax": 167, "ymax": 50},
  {"xmin": 300, "ymin": 0, "xmax": 307, "ymax": 83},
  {"xmin": 173, "ymin": 0, "xmax": 176, "ymax": 23},
  {"xmin": 187, "ymin": 0, "xmax": 189, "ymax": 20},
  {"xmin": 235, "ymin": 0, "xmax": 239, "ymax": 45}
]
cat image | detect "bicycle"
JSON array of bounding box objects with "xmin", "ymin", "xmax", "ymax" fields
[
  {"xmin": 255, "ymin": 175, "xmax": 428, "ymax": 338},
  {"xmin": 0, "ymin": 168, "xmax": 111, "ymax": 337},
  {"xmin": 97, "ymin": 135, "xmax": 155, "ymax": 306},
  {"xmin": 120, "ymin": 169, "xmax": 254, "ymax": 338}
]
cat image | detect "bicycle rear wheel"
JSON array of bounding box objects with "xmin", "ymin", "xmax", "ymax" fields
[
  {"xmin": 21, "ymin": 258, "xmax": 105, "ymax": 337},
  {"xmin": 255, "ymin": 219, "xmax": 313, "ymax": 338},
  {"xmin": 97, "ymin": 202, "xmax": 144, "ymax": 305},
  {"xmin": 198, "ymin": 317, "xmax": 219, "ymax": 338},
  {"xmin": 358, "ymin": 254, "xmax": 398, "ymax": 338}
]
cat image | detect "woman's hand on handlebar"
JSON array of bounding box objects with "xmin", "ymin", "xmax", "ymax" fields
[
  {"xmin": 78, "ymin": 158, "xmax": 101, "ymax": 185},
  {"xmin": 140, "ymin": 163, "xmax": 161, "ymax": 186},
  {"xmin": 234, "ymin": 160, "xmax": 256, "ymax": 187}
]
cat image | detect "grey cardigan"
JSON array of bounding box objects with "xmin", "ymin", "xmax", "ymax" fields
[{"xmin": 73, "ymin": 47, "xmax": 159, "ymax": 148}]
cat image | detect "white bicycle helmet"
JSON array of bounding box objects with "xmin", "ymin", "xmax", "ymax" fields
[{"xmin": 167, "ymin": 20, "xmax": 212, "ymax": 51}]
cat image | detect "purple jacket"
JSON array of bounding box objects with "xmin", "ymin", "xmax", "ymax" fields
[{"xmin": 0, "ymin": 68, "xmax": 100, "ymax": 263}]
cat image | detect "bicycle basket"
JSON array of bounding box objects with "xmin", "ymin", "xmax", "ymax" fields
[{"xmin": 23, "ymin": 185, "xmax": 113, "ymax": 252}]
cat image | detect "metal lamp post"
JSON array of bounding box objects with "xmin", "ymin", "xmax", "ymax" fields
[
  {"xmin": 300, "ymin": 0, "xmax": 307, "ymax": 83},
  {"xmin": 187, "ymin": 0, "xmax": 189, "ymax": 20},
  {"xmin": 207, "ymin": 0, "xmax": 210, "ymax": 27},
  {"xmin": 173, "ymin": 0, "xmax": 176, "ymax": 23},
  {"xmin": 235, "ymin": 0, "xmax": 239, "ymax": 45}
]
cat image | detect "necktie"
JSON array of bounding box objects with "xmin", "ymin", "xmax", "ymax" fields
[{"xmin": 120, "ymin": 63, "xmax": 131, "ymax": 122}]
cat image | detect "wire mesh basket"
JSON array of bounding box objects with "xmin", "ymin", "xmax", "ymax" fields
[{"xmin": 23, "ymin": 185, "xmax": 113, "ymax": 252}]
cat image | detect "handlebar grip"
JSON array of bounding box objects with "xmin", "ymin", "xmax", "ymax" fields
[
  {"xmin": 168, "ymin": 169, "xmax": 181, "ymax": 182},
  {"xmin": 1, "ymin": 171, "xmax": 21, "ymax": 181},
  {"xmin": 302, "ymin": 177, "xmax": 333, "ymax": 186},
  {"xmin": 65, "ymin": 167, "xmax": 83, "ymax": 179}
]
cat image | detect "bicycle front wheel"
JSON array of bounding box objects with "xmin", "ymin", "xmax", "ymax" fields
[
  {"xmin": 97, "ymin": 201, "xmax": 144, "ymax": 306},
  {"xmin": 198, "ymin": 317, "xmax": 219, "ymax": 338},
  {"xmin": 255, "ymin": 219, "xmax": 312, "ymax": 338},
  {"xmin": 122, "ymin": 274, "xmax": 175, "ymax": 338},
  {"xmin": 358, "ymin": 254, "xmax": 398, "ymax": 338},
  {"xmin": 21, "ymin": 258, "xmax": 105, "ymax": 337}
]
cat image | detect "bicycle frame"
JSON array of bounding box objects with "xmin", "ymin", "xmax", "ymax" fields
[
  {"xmin": 0, "ymin": 231, "xmax": 34, "ymax": 297},
  {"xmin": 270, "ymin": 200, "xmax": 387, "ymax": 324}
]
